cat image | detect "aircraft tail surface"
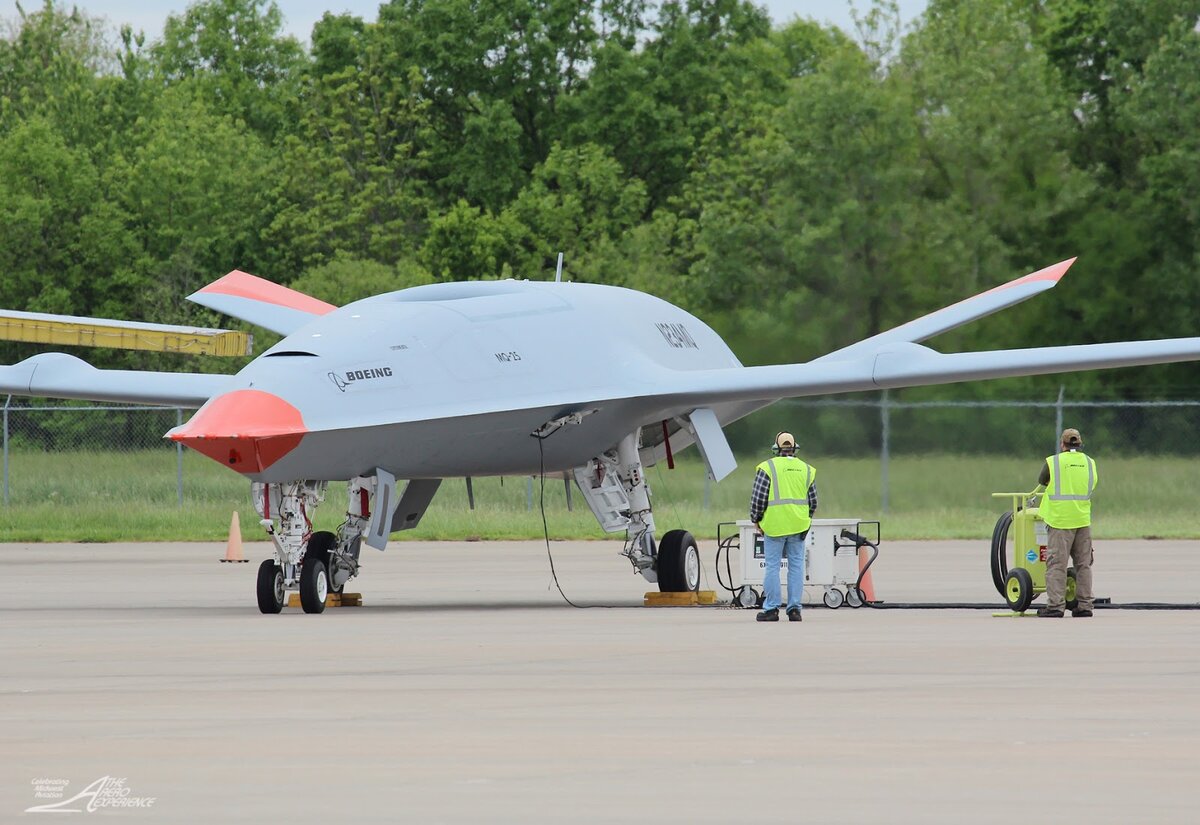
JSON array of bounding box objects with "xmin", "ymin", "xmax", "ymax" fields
[
  {"xmin": 188, "ymin": 270, "xmax": 336, "ymax": 336},
  {"xmin": 814, "ymin": 258, "xmax": 1075, "ymax": 363}
]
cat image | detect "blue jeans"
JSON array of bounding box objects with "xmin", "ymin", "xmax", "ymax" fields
[{"xmin": 762, "ymin": 531, "xmax": 808, "ymax": 612}]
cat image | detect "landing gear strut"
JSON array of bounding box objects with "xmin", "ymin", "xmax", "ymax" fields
[{"xmin": 609, "ymin": 429, "xmax": 698, "ymax": 593}]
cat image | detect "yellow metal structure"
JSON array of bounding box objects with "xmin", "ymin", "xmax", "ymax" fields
[
  {"xmin": 643, "ymin": 590, "xmax": 717, "ymax": 606},
  {"xmin": 287, "ymin": 593, "xmax": 362, "ymax": 608},
  {"xmin": 992, "ymin": 487, "xmax": 1077, "ymax": 612},
  {"xmin": 0, "ymin": 310, "xmax": 252, "ymax": 356}
]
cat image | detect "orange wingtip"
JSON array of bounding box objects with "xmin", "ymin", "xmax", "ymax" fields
[
  {"xmin": 169, "ymin": 389, "xmax": 307, "ymax": 473},
  {"xmin": 198, "ymin": 270, "xmax": 337, "ymax": 316},
  {"xmin": 984, "ymin": 257, "xmax": 1076, "ymax": 296}
]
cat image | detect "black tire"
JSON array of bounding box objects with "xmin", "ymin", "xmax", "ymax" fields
[
  {"xmin": 823, "ymin": 588, "xmax": 844, "ymax": 609},
  {"xmin": 657, "ymin": 530, "xmax": 700, "ymax": 592},
  {"xmin": 990, "ymin": 510, "xmax": 1013, "ymax": 597},
  {"xmin": 1004, "ymin": 568, "xmax": 1034, "ymax": 613},
  {"xmin": 256, "ymin": 560, "xmax": 285, "ymax": 614},
  {"xmin": 299, "ymin": 555, "xmax": 329, "ymax": 614},
  {"xmin": 735, "ymin": 586, "xmax": 760, "ymax": 609},
  {"xmin": 307, "ymin": 531, "xmax": 341, "ymax": 593},
  {"xmin": 845, "ymin": 586, "xmax": 865, "ymax": 608},
  {"xmin": 1065, "ymin": 567, "xmax": 1079, "ymax": 611}
]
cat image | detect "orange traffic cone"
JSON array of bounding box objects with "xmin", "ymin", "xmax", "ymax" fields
[
  {"xmin": 857, "ymin": 545, "xmax": 876, "ymax": 603},
  {"xmin": 220, "ymin": 511, "xmax": 248, "ymax": 563}
]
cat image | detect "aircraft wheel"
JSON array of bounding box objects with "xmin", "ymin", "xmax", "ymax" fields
[
  {"xmin": 1004, "ymin": 568, "xmax": 1034, "ymax": 613},
  {"xmin": 299, "ymin": 555, "xmax": 329, "ymax": 614},
  {"xmin": 307, "ymin": 531, "xmax": 341, "ymax": 593},
  {"xmin": 1065, "ymin": 568, "xmax": 1078, "ymax": 611},
  {"xmin": 657, "ymin": 530, "xmax": 700, "ymax": 592},
  {"xmin": 823, "ymin": 588, "xmax": 844, "ymax": 609},
  {"xmin": 256, "ymin": 560, "xmax": 285, "ymax": 614},
  {"xmin": 845, "ymin": 586, "xmax": 865, "ymax": 608}
]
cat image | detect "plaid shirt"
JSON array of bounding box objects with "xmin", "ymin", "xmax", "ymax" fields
[{"xmin": 749, "ymin": 460, "xmax": 818, "ymax": 525}]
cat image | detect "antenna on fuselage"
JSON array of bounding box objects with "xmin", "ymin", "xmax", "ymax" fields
[{"xmin": 554, "ymin": 252, "xmax": 564, "ymax": 283}]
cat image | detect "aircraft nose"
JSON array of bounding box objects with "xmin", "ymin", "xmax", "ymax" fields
[{"xmin": 167, "ymin": 389, "xmax": 307, "ymax": 473}]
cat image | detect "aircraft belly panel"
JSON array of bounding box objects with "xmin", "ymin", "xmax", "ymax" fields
[{"xmin": 250, "ymin": 397, "xmax": 690, "ymax": 482}]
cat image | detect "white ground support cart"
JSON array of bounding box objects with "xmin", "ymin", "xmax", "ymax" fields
[{"xmin": 715, "ymin": 519, "xmax": 881, "ymax": 608}]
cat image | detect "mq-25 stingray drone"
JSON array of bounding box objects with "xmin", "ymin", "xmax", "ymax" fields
[{"xmin": 2, "ymin": 258, "xmax": 1197, "ymax": 613}]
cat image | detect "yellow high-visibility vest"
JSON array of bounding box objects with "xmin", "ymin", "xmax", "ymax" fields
[
  {"xmin": 757, "ymin": 456, "xmax": 816, "ymax": 537},
  {"xmin": 1042, "ymin": 450, "xmax": 1097, "ymax": 529}
]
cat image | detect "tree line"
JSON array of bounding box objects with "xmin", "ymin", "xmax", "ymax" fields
[{"xmin": 2, "ymin": 0, "xmax": 1199, "ymax": 406}]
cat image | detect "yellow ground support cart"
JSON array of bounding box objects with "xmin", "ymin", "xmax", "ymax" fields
[{"xmin": 990, "ymin": 487, "xmax": 1078, "ymax": 613}]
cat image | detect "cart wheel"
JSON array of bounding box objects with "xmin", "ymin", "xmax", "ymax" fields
[
  {"xmin": 1065, "ymin": 568, "xmax": 1078, "ymax": 611},
  {"xmin": 845, "ymin": 587, "xmax": 864, "ymax": 608},
  {"xmin": 823, "ymin": 588, "xmax": 844, "ymax": 609},
  {"xmin": 735, "ymin": 587, "xmax": 760, "ymax": 609},
  {"xmin": 1004, "ymin": 568, "xmax": 1034, "ymax": 613}
]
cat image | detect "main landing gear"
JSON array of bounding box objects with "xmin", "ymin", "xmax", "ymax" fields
[
  {"xmin": 252, "ymin": 477, "xmax": 371, "ymax": 614},
  {"xmin": 575, "ymin": 429, "xmax": 702, "ymax": 594}
]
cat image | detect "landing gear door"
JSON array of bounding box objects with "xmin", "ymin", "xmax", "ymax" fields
[
  {"xmin": 686, "ymin": 407, "xmax": 737, "ymax": 482},
  {"xmin": 365, "ymin": 468, "xmax": 400, "ymax": 551},
  {"xmin": 573, "ymin": 459, "xmax": 632, "ymax": 534},
  {"xmin": 389, "ymin": 479, "xmax": 442, "ymax": 533}
]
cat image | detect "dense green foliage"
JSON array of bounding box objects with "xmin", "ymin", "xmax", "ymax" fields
[{"xmin": 2, "ymin": 0, "xmax": 1200, "ymax": 405}]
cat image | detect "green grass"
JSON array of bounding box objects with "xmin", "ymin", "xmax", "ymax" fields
[{"xmin": 0, "ymin": 449, "xmax": 1194, "ymax": 542}]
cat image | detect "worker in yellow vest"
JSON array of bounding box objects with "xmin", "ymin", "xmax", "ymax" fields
[
  {"xmin": 749, "ymin": 432, "xmax": 818, "ymax": 622},
  {"xmin": 1036, "ymin": 428, "xmax": 1098, "ymax": 618}
]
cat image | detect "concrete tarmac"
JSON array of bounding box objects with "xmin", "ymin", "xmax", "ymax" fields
[{"xmin": 3, "ymin": 538, "xmax": 1199, "ymax": 823}]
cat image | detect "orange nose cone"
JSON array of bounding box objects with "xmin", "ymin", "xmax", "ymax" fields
[{"xmin": 169, "ymin": 389, "xmax": 307, "ymax": 473}]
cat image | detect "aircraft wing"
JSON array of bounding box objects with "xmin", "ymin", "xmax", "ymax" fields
[
  {"xmin": 662, "ymin": 337, "xmax": 1200, "ymax": 406},
  {"xmin": 187, "ymin": 270, "xmax": 336, "ymax": 336},
  {"xmin": 658, "ymin": 255, "xmax": 1200, "ymax": 405},
  {"xmin": 814, "ymin": 258, "xmax": 1075, "ymax": 362},
  {"xmin": 0, "ymin": 353, "xmax": 229, "ymax": 406}
]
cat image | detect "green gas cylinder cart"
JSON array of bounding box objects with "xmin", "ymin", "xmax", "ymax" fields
[{"xmin": 990, "ymin": 487, "xmax": 1078, "ymax": 613}]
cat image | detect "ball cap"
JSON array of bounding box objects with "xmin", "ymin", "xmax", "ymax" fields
[
  {"xmin": 1061, "ymin": 428, "xmax": 1082, "ymax": 446},
  {"xmin": 775, "ymin": 432, "xmax": 796, "ymax": 450}
]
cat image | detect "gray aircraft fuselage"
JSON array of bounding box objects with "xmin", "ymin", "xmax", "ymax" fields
[{"xmin": 171, "ymin": 280, "xmax": 749, "ymax": 482}]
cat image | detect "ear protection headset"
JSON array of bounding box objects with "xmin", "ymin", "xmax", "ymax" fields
[{"xmin": 771, "ymin": 431, "xmax": 795, "ymax": 456}]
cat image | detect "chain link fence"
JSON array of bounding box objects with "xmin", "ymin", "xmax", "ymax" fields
[
  {"xmin": 2, "ymin": 400, "xmax": 190, "ymax": 506},
  {"xmin": 4, "ymin": 393, "xmax": 1198, "ymax": 511},
  {"xmin": 767, "ymin": 391, "xmax": 1200, "ymax": 512}
]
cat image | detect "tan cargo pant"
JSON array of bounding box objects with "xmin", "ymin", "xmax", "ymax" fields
[{"xmin": 1046, "ymin": 525, "xmax": 1093, "ymax": 611}]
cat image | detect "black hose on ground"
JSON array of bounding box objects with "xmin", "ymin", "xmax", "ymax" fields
[
  {"xmin": 837, "ymin": 528, "xmax": 881, "ymax": 608},
  {"xmin": 851, "ymin": 537, "xmax": 880, "ymax": 597},
  {"xmin": 863, "ymin": 602, "xmax": 1200, "ymax": 610},
  {"xmin": 990, "ymin": 510, "xmax": 1012, "ymax": 597},
  {"xmin": 713, "ymin": 523, "xmax": 763, "ymax": 608},
  {"xmin": 713, "ymin": 535, "xmax": 739, "ymax": 594}
]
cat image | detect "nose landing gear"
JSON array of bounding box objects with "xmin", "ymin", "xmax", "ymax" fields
[{"xmin": 253, "ymin": 478, "xmax": 373, "ymax": 614}]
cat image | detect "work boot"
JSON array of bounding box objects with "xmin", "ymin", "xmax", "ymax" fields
[
  {"xmin": 756, "ymin": 608, "xmax": 779, "ymax": 622},
  {"xmin": 1036, "ymin": 607, "xmax": 1065, "ymax": 618},
  {"xmin": 1071, "ymin": 609, "xmax": 1093, "ymax": 618},
  {"xmin": 787, "ymin": 609, "xmax": 802, "ymax": 622}
]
